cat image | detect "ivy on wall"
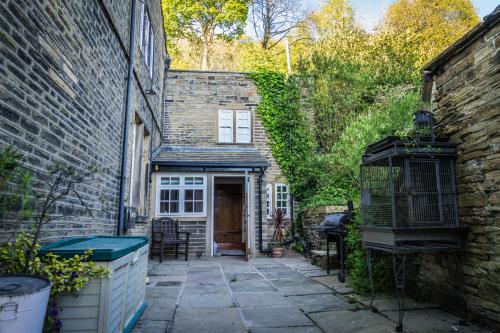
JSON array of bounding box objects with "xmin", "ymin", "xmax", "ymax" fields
[
  {"xmin": 250, "ymin": 72, "xmax": 319, "ymax": 202},
  {"xmin": 251, "ymin": 70, "xmax": 419, "ymax": 293}
]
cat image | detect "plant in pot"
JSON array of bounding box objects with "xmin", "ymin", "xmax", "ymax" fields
[
  {"xmin": 0, "ymin": 147, "xmax": 108, "ymax": 332},
  {"xmin": 271, "ymin": 208, "xmax": 286, "ymax": 258}
]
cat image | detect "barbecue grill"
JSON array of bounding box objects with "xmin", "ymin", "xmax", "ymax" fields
[
  {"xmin": 360, "ymin": 110, "xmax": 467, "ymax": 332},
  {"xmin": 316, "ymin": 201, "xmax": 353, "ymax": 282}
]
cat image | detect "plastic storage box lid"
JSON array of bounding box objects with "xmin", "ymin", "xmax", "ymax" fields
[{"xmin": 39, "ymin": 236, "xmax": 149, "ymax": 261}]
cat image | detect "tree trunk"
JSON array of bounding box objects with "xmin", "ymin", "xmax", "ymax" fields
[{"xmin": 201, "ymin": 43, "xmax": 209, "ymax": 70}]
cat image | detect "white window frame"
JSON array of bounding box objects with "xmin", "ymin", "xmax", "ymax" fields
[
  {"xmin": 218, "ymin": 110, "xmax": 234, "ymax": 143},
  {"xmin": 218, "ymin": 110, "xmax": 252, "ymax": 143},
  {"xmin": 156, "ymin": 174, "xmax": 207, "ymax": 217},
  {"xmin": 236, "ymin": 110, "xmax": 251, "ymax": 143},
  {"xmin": 275, "ymin": 183, "xmax": 290, "ymax": 216},
  {"xmin": 266, "ymin": 183, "xmax": 273, "ymax": 218},
  {"xmin": 149, "ymin": 28, "xmax": 155, "ymax": 78},
  {"xmin": 143, "ymin": 10, "xmax": 151, "ymax": 67},
  {"xmin": 138, "ymin": 2, "xmax": 145, "ymax": 51}
]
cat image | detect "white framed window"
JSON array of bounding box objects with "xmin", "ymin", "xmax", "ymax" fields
[
  {"xmin": 266, "ymin": 183, "xmax": 273, "ymax": 218},
  {"xmin": 218, "ymin": 110, "xmax": 234, "ymax": 143},
  {"xmin": 139, "ymin": 2, "xmax": 145, "ymax": 51},
  {"xmin": 143, "ymin": 11, "xmax": 150, "ymax": 64},
  {"xmin": 148, "ymin": 28, "xmax": 155, "ymax": 78},
  {"xmin": 157, "ymin": 175, "xmax": 207, "ymax": 216},
  {"xmin": 236, "ymin": 110, "xmax": 251, "ymax": 143},
  {"xmin": 218, "ymin": 110, "xmax": 252, "ymax": 143},
  {"xmin": 275, "ymin": 183, "xmax": 290, "ymax": 216}
]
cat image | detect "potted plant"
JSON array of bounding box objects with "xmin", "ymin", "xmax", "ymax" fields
[
  {"xmin": 271, "ymin": 208, "xmax": 286, "ymax": 258},
  {"xmin": 0, "ymin": 147, "xmax": 108, "ymax": 332}
]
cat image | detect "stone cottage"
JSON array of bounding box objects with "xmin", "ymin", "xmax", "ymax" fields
[
  {"xmin": 414, "ymin": 6, "xmax": 500, "ymax": 329},
  {"xmin": 145, "ymin": 70, "xmax": 290, "ymax": 258},
  {"xmin": 0, "ymin": 0, "xmax": 166, "ymax": 240}
]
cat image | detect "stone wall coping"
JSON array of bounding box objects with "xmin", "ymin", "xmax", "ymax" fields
[
  {"xmin": 168, "ymin": 69, "xmax": 251, "ymax": 76},
  {"xmin": 304, "ymin": 206, "xmax": 348, "ymax": 215}
]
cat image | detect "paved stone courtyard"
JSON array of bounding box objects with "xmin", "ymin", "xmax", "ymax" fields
[{"xmin": 132, "ymin": 257, "xmax": 491, "ymax": 333}]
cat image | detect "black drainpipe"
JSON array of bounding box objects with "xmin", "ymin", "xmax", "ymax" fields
[
  {"xmin": 117, "ymin": 0, "xmax": 137, "ymax": 236},
  {"xmin": 257, "ymin": 169, "xmax": 264, "ymax": 252}
]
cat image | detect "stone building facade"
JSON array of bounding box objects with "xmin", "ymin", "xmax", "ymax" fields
[
  {"xmin": 0, "ymin": 0, "xmax": 166, "ymax": 240},
  {"xmin": 413, "ymin": 8, "xmax": 500, "ymax": 329},
  {"xmin": 148, "ymin": 70, "xmax": 288, "ymax": 257}
]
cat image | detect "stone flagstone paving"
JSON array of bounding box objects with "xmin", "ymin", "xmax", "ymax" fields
[{"xmin": 132, "ymin": 257, "xmax": 492, "ymax": 333}]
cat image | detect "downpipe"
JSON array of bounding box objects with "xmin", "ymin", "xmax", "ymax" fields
[{"xmin": 117, "ymin": 0, "xmax": 137, "ymax": 236}]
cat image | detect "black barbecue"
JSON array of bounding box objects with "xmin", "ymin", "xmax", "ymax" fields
[{"xmin": 316, "ymin": 201, "xmax": 354, "ymax": 282}]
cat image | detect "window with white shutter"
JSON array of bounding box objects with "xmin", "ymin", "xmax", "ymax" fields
[
  {"xmin": 218, "ymin": 110, "xmax": 234, "ymax": 143},
  {"xmin": 236, "ymin": 110, "xmax": 251, "ymax": 143}
]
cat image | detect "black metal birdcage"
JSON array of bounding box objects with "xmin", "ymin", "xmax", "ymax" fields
[
  {"xmin": 360, "ymin": 134, "xmax": 467, "ymax": 252},
  {"xmin": 360, "ymin": 111, "xmax": 468, "ymax": 332}
]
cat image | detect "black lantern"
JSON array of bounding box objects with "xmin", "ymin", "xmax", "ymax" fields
[{"xmin": 414, "ymin": 109, "xmax": 435, "ymax": 140}]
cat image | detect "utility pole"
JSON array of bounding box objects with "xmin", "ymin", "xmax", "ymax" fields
[{"xmin": 285, "ymin": 37, "xmax": 292, "ymax": 74}]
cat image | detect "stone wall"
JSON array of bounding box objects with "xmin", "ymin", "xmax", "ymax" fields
[
  {"xmin": 302, "ymin": 206, "xmax": 348, "ymax": 251},
  {"xmin": 0, "ymin": 0, "xmax": 165, "ymax": 241},
  {"xmin": 415, "ymin": 15, "xmax": 500, "ymax": 329},
  {"xmin": 164, "ymin": 70, "xmax": 286, "ymax": 251}
]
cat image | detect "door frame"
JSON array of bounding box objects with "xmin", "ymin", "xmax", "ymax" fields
[{"xmin": 211, "ymin": 174, "xmax": 251, "ymax": 257}]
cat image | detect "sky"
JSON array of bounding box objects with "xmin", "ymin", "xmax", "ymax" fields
[
  {"xmin": 346, "ymin": 0, "xmax": 499, "ymax": 31},
  {"xmin": 248, "ymin": 0, "xmax": 499, "ymax": 33}
]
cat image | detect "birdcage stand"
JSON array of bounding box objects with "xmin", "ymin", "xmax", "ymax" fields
[{"xmin": 366, "ymin": 249, "xmax": 407, "ymax": 332}]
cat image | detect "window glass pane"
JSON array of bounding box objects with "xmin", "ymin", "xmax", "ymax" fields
[
  {"xmin": 161, "ymin": 177, "xmax": 180, "ymax": 185},
  {"xmin": 170, "ymin": 202, "xmax": 179, "ymax": 213},
  {"xmin": 161, "ymin": 190, "xmax": 169, "ymax": 200},
  {"xmin": 194, "ymin": 201, "xmax": 203, "ymax": 212},
  {"xmin": 194, "ymin": 189, "xmax": 203, "ymax": 200},
  {"xmin": 185, "ymin": 177, "xmax": 194, "ymax": 185},
  {"xmin": 194, "ymin": 177, "xmax": 204, "ymax": 185},
  {"xmin": 184, "ymin": 201, "xmax": 193, "ymax": 212},
  {"xmin": 185, "ymin": 189, "xmax": 193, "ymax": 200},
  {"xmin": 160, "ymin": 202, "xmax": 168, "ymax": 214},
  {"xmin": 169, "ymin": 190, "xmax": 179, "ymax": 201}
]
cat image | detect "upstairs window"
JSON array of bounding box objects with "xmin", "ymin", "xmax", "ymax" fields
[
  {"xmin": 236, "ymin": 110, "xmax": 251, "ymax": 143},
  {"xmin": 139, "ymin": 4, "xmax": 154, "ymax": 78},
  {"xmin": 275, "ymin": 183, "xmax": 290, "ymax": 216},
  {"xmin": 218, "ymin": 110, "xmax": 234, "ymax": 143},
  {"xmin": 218, "ymin": 110, "xmax": 252, "ymax": 143},
  {"xmin": 139, "ymin": 2, "xmax": 145, "ymax": 51}
]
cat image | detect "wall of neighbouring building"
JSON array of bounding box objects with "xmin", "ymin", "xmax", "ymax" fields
[
  {"xmin": 413, "ymin": 14, "xmax": 500, "ymax": 329},
  {"xmin": 163, "ymin": 70, "xmax": 287, "ymax": 251},
  {"xmin": 0, "ymin": 0, "xmax": 165, "ymax": 241}
]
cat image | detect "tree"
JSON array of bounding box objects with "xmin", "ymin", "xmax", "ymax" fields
[
  {"xmin": 162, "ymin": 0, "xmax": 249, "ymax": 70},
  {"xmin": 381, "ymin": 0, "xmax": 480, "ymax": 68},
  {"xmin": 250, "ymin": 0, "xmax": 310, "ymax": 49}
]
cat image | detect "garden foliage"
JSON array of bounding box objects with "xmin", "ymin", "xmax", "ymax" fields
[{"xmin": 0, "ymin": 147, "xmax": 109, "ymax": 332}]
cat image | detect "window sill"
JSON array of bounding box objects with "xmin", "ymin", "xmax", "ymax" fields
[
  {"xmin": 156, "ymin": 215, "xmax": 207, "ymax": 222},
  {"xmin": 215, "ymin": 142, "xmax": 254, "ymax": 146}
]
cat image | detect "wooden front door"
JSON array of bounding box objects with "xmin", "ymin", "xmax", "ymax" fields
[{"xmin": 214, "ymin": 182, "xmax": 243, "ymax": 249}]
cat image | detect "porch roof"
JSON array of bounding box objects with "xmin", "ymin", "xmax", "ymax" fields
[{"xmin": 152, "ymin": 146, "xmax": 268, "ymax": 169}]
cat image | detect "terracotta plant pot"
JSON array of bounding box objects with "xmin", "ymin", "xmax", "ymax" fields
[{"xmin": 271, "ymin": 248, "xmax": 285, "ymax": 258}]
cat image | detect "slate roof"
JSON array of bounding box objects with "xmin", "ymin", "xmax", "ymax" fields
[{"xmin": 152, "ymin": 146, "xmax": 268, "ymax": 169}]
